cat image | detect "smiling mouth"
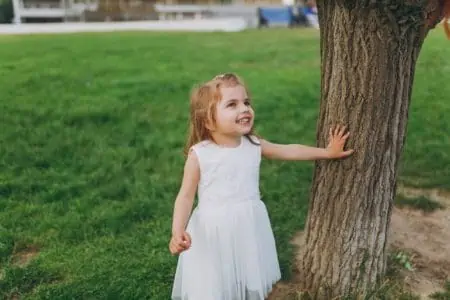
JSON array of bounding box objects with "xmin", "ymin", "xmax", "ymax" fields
[{"xmin": 236, "ymin": 117, "xmax": 252, "ymax": 125}]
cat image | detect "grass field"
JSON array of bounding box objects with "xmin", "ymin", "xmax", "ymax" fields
[{"xmin": 0, "ymin": 27, "xmax": 449, "ymax": 299}]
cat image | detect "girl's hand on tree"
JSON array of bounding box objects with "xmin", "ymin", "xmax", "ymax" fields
[
  {"xmin": 326, "ymin": 125, "xmax": 354, "ymax": 159},
  {"xmin": 169, "ymin": 231, "xmax": 192, "ymax": 255}
]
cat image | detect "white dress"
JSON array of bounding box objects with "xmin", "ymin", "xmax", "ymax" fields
[{"xmin": 172, "ymin": 136, "xmax": 281, "ymax": 300}]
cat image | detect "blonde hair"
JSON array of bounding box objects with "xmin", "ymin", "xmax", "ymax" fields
[{"xmin": 184, "ymin": 73, "xmax": 258, "ymax": 156}]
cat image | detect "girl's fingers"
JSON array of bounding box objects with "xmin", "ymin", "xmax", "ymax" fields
[
  {"xmin": 183, "ymin": 232, "xmax": 192, "ymax": 245},
  {"xmin": 174, "ymin": 244, "xmax": 183, "ymax": 253},
  {"xmin": 341, "ymin": 149, "xmax": 354, "ymax": 157},
  {"xmin": 176, "ymin": 236, "xmax": 188, "ymax": 248},
  {"xmin": 329, "ymin": 125, "xmax": 350, "ymax": 138},
  {"xmin": 169, "ymin": 243, "xmax": 178, "ymax": 255},
  {"xmin": 338, "ymin": 125, "xmax": 347, "ymax": 137},
  {"xmin": 169, "ymin": 232, "xmax": 192, "ymax": 254},
  {"xmin": 334, "ymin": 125, "xmax": 339, "ymax": 137},
  {"xmin": 170, "ymin": 238, "xmax": 183, "ymax": 254},
  {"xmin": 179, "ymin": 241, "xmax": 189, "ymax": 250}
]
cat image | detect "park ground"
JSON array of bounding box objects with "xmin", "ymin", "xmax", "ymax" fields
[{"xmin": 0, "ymin": 27, "xmax": 449, "ymax": 299}]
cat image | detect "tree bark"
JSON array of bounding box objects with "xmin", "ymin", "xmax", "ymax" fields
[{"xmin": 298, "ymin": 1, "xmax": 443, "ymax": 298}]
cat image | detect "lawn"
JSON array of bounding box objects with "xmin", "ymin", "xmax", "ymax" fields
[{"xmin": 0, "ymin": 27, "xmax": 449, "ymax": 299}]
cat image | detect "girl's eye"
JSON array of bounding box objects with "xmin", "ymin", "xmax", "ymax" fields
[
  {"xmin": 227, "ymin": 103, "xmax": 236, "ymax": 108},
  {"xmin": 245, "ymin": 101, "xmax": 251, "ymax": 106}
]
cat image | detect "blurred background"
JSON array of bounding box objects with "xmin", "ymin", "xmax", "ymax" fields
[
  {"xmin": 0, "ymin": 0, "xmax": 319, "ymax": 31},
  {"xmin": 1, "ymin": 2, "xmax": 449, "ymax": 299}
]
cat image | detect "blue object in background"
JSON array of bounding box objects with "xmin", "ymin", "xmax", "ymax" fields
[
  {"xmin": 303, "ymin": 7, "xmax": 317, "ymax": 15},
  {"xmin": 259, "ymin": 7, "xmax": 293, "ymax": 25},
  {"xmin": 258, "ymin": 6, "xmax": 307, "ymax": 27}
]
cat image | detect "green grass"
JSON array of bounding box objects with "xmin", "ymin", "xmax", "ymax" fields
[
  {"xmin": 0, "ymin": 27, "xmax": 449, "ymax": 299},
  {"xmin": 430, "ymin": 281, "xmax": 450, "ymax": 300},
  {"xmin": 395, "ymin": 195, "xmax": 444, "ymax": 212}
]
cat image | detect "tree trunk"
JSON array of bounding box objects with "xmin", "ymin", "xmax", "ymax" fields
[{"xmin": 298, "ymin": 1, "xmax": 443, "ymax": 298}]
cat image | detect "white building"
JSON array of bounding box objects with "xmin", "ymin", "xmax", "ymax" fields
[
  {"xmin": 11, "ymin": 0, "xmax": 296, "ymax": 24},
  {"xmin": 10, "ymin": 0, "xmax": 162, "ymax": 23},
  {"xmin": 11, "ymin": 0, "xmax": 98, "ymax": 23}
]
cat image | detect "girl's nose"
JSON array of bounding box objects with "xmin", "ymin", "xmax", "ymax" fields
[{"xmin": 239, "ymin": 104, "xmax": 249, "ymax": 113}]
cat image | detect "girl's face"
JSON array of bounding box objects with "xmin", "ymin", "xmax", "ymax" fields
[{"xmin": 212, "ymin": 85, "xmax": 254, "ymax": 137}]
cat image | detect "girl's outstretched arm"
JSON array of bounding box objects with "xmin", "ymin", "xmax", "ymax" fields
[
  {"xmin": 261, "ymin": 125, "xmax": 354, "ymax": 161},
  {"xmin": 169, "ymin": 150, "xmax": 200, "ymax": 255}
]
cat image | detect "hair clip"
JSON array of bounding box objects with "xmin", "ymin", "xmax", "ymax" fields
[{"xmin": 213, "ymin": 73, "xmax": 235, "ymax": 80}]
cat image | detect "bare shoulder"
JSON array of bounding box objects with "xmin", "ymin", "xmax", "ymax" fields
[
  {"xmin": 185, "ymin": 148, "xmax": 200, "ymax": 172},
  {"xmin": 174, "ymin": 149, "xmax": 200, "ymax": 202},
  {"xmin": 177, "ymin": 149, "xmax": 200, "ymax": 194}
]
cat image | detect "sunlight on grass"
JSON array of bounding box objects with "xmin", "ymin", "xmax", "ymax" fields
[{"xmin": 0, "ymin": 27, "xmax": 449, "ymax": 299}]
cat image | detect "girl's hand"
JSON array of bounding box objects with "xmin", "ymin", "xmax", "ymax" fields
[
  {"xmin": 326, "ymin": 125, "xmax": 354, "ymax": 159},
  {"xmin": 169, "ymin": 231, "xmax": 192, "ymax": 255}
]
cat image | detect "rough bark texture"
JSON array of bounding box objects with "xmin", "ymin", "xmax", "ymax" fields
[{"xmin": 298, "ymin": 1, "xmax": 443, "ymax": 298}]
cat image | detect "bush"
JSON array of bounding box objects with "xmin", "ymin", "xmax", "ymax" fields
[{"xmin": 0, "ymin": 0, "xmax": 13, "ymax": 24}]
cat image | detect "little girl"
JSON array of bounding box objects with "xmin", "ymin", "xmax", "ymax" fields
[{"xmin": 169, "ymin": 73, "xmax": 353, "ymax": 300}]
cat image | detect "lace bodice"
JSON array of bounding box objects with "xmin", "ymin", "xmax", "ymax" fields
[{"xmin": 191, "ymin": 136, "xmax": 261, "ymax": 210}]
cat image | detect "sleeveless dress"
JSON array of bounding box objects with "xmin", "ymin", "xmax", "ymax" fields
[{"xmin": 171, "ymin": 136, "xmax": 281, "ymax": 300}]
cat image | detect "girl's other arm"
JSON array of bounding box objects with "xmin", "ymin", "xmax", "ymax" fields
[
  {"xmin": 169, "ymin": 150, "xmax": 200, "ymax": 255},
  {"xmin": 261, "ymin": 125, "xmax": 354, "ymax": 161}
]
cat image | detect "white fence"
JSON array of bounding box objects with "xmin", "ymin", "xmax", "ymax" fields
[
  {"xmin": 154, "ymin": 4, "xmax": 260, "ymax": 28},
  {"xmin": 0, "ymin": 18, "xmax": 248, "ymax": 34},
  {"xmin": 12, "ymin": 0, "xmax": 98, "ymax": 23}
]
